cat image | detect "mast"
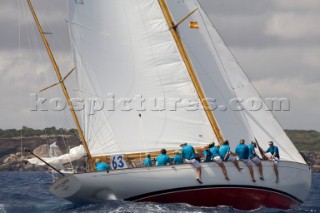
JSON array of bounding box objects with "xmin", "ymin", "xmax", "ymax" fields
[
  {"xmin": 26, "ymin": 0, "xmax": 95, "ymax": 171},
  {"xmin": 158, "ymin": 0, "xmax": 224, "ymax": 144}
]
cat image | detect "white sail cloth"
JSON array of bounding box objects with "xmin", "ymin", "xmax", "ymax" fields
[
  {"xmin": 166, "ymin": 0, "xmax": 304, "ymax": 163},
  {"xmin": 28, "ymin": 145, "xmax": 86, "ymax": 166},
  {"xmin": 49, "ymin": 142, "xmax": 59, "ymax": 158},
  {"xmin": 68, "ymin": 0, "xmax": 218, "ymax": 156}
]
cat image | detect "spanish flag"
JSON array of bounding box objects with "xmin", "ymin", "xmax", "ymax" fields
[{"xmin": 189, "ymin": 21, "xmax": 199, "ymax": 29}]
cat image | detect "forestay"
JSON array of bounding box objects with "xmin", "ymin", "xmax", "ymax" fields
[
  {"xmin": 68, "ymin": 0, "xmax": 217, "ymax": 156},
  {"xmin": 166, "ymin": 0, "xmax": 304, "ymax": 163}
]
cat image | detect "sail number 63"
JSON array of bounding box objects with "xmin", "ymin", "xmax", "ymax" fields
[{"xmin": 111, "ymin": 155, "xmax": 127, "ymax": 169}]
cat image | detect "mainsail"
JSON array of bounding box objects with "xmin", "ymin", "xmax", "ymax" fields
[
  {"xmin": 166, "ymin": 0, "xmax": 304, "ymax": 163},
  {"xmin": 68, "ymin": 0, "xmax": 218, "ymax": 156}
]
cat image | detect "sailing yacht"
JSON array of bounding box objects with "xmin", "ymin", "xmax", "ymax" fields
[{"xmin": 26, "ymin": 0, "xmax": 311, "ymax": 210}]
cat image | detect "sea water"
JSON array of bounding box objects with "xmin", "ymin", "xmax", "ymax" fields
[{"xmin": 0, "ymin": 172, "xmax": 319, "ymax": 213}]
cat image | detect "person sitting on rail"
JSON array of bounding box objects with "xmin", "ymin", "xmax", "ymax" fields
[
  {"xmin": 155, "ymin": 149, "xmax": 171, "ymax": 166},
  {"xmin": 173, "ymin": 150, "xmax": 184, "ymax": 165},
  {"xmin": 143, "ymin": 153, "xmax": 153, "ymax": 167},
  {"xmin": 262, "ymin": 141, "xmax": 280, "ymax": 183},
  {"xmin": 95, "ymin": 158, "xmax": 111, "ymax": 172},
  {"xmin": 181, "ymin": 143, "xmax": 202, "ymax": 184},
  {"xmin": 235, "ymin": 139, "xmax": 256, "ymax": 182},
  {"xmin": 219, "ymin": 140, "xmax": 242, "ymax": 172},
  {"xmin": 203, "ymin": 144, "xmax": 213, "ymax": 162},
  {"xmin": 209, "ymin": 142, "xmax": 229, "ymax": 180},
  {"xmin": 249, "ymin": 141, "xmax": 264, "ymax": 180}
]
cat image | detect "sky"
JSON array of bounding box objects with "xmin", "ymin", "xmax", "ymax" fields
[{"xmin": 0, "ymin": 0, "xmax": 319, "ymax": 131}]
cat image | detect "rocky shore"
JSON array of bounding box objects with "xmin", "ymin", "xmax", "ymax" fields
[
  {"xmin": 300, "ymin": 151, "xmax": 320, "ymax": 172},
  {"xmin": 0, "ymin": 135, "xmax": 319, "ymax": 172}
]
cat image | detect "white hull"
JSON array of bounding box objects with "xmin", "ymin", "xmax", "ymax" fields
[{"xmin": 49, "ymin": 161, "xmax": 311, "ymax": 210}]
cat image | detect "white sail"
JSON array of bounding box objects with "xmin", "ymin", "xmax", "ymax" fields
[
  {"xmin": 165, "ymin": 0, "xmax": 304, "ymax": 163},
  {"xmin": 28, "ymin": 145, "xmax": 86, "ymax": 166},
  {"xmin": 68, "ymin": 0, "xmax": 218, "ymax": 156},
  {"xmin": 49, "ymin": 142, "xmax": 59, "ymax": 158}
]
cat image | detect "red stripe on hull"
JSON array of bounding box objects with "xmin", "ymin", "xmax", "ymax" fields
[{"xmin": 137, "ymin": 187, "xmax": 301, "ymax": 210}]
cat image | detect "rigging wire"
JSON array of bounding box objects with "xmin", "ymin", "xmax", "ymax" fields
[
  {"xmin": 24, "ymin": 0, "xmax": 85, "ymax": 171},
  {"xmin": 194, "ymin": 1, "xmax": 300, "ymax": 161},
  {"xmin": 70, "ymin": 20, "xmax": 122, "ymax": 157},
  {"xmin": 138, "ymin": 114, "xmax": 146, "ymax": 165},
  {"xmin": 39, "ymin": 7, "xmax": 76, "ymax": 170},
  {"xmin": 22, "ymin": 1, "xmax": 52, "ymax": 173},
  {"xmin": 22, "ymin": 1, "xmax": 48, "ymax": 138},
  {"xmin": 22, "ymin": 1, "xmax": 73, "ymax": 170},
  {"xmin": 27, "ymin": 1, "xmax": 122, "ymax": 163},
  {"xmin": 183, "ymin": 42, "xmax": 253, "ymax": 138},
  {"xmin": 18, "ymin": 0, "xmax": 23, "ymax": 158},
  {"xmin": 192, "ymin": 2, "xmax": 257, "ymax": 140}
]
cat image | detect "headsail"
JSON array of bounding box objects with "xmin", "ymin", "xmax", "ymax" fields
[
  {"xmin": 166, "ymin": 0, "xmax": 304, "ymax": 163},
  {"xmin": 68, "ymin": 0, "xmax": 218, "ymax": 156},
  {"xmin": 28, "ymin": 145, "xmax": 86, "ymax": 166}
]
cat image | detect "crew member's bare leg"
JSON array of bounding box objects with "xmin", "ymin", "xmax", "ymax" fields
[
  {"xmin": 274, "ymin": 164, "xmax": 279, "ymax": 183},
  {"xmin": 258, "ymin": 162, "xmax": 264, "ymax": 180},
  {"xmin": 219, "ymin": 163, "xmax": 229, "ymax": 180},
  {"xmin": 234, "ymin": 160, "xmax": 243, "ymax": 172},
  {"xmin": 248, "ymin": 165, "xmax": 256, "ymax": 182},
  {"xmin": 196, "ymin": 167, "xmax": 202, "ymax": 184}
]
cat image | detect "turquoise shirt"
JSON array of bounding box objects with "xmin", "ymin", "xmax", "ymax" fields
[
  {"xmin": 96, "ymin": 162, "xmax": 111, "ymax": 171},
  {"xmin": 210, "ymin": 147, "xmax": 220, "ymax": 157},
  {"xmin": 203, "ymin": 150, "xmax": 212, "ymax": 162},
  {"xmin": 248, "ymin": 144, "xmax": 256, "ymax": 159},
  {"xmin": 235, "ymin": 143, "xmax": 249, "ymax": 160},
  {"xmin": 173, "ymin": 154, "xmax": 184, "ymax": 164},
  {"xmin": 156, "ymin": 154, "xmax": 171, "ymax": 166},
  {"xmin": 143, "ymin": 157, "xmax": 152, "ymax": 167},
  {"xmin": 266, "ymin": 146, "xmax": 280, "ymax": 158},
  {"xmin": 219, "ymin": 145, "xmax": 230, "ymax": 160},
  {"xmin": 181, "ymin": 145, "xmax": 195, "ymax": 160}
]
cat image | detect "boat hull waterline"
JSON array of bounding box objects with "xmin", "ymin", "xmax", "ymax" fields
[{"xmin": 49, "ymin": 161, "xmax": 311, "ymax": 210}]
